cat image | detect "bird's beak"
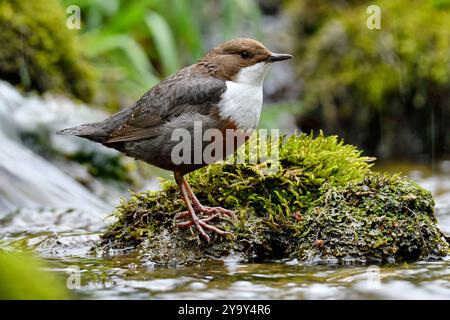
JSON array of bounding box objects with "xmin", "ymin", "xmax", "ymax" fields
[{"xmin": 267, "ymin": 53, "xmax": 293, "ymax": 62}]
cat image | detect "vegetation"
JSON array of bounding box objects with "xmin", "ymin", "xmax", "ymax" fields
[
  {"xmin": 60, "ymin": 0, "xmax": 262, "ymax": 110},
  {"xmin": 67, "ymin": 151, "xmax": 135, "ymax": 183},
  {"xmin": 0, "ymin": 0, "xmax": 96, "ymax": 102},
  {"xmin": 97, "ymin": 133, "xmax": 448, "ymax": 265},
  {"xmin": 0, "ymin": 251, "xmax": 70, "ymax": 299},
  {"xmin": 285, "ymin": 0, "xmax": 450, "ymax": 158},
  {"xmin": 0, "ymin": 0, "xmax": 262, "ymax": 109}
]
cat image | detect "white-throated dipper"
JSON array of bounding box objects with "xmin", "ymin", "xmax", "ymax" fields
[{"xmin": 58, "ymin": 38, "xmax": 292, "ymax": 243}]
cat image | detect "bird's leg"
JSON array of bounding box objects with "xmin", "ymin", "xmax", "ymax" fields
[
  {"xmin": 174, "ymin": 176, "xmax": 236, "ymax": 220},
  {"xmin": 174, "ymin": 172, "xmax": 231, "ymax": 242},
  {"xmin": 182, "ymin": 177, "xmax": 236, "ymax": 219}
]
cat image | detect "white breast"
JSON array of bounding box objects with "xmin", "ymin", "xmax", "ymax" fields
[{"xmin": 218, "ymin": 62, "xmax": 271, "ymax": 130}]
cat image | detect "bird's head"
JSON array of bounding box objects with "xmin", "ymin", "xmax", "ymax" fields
[{"xmin": 201, "ymin": 38, "xmax": 292, "ymax": 85}]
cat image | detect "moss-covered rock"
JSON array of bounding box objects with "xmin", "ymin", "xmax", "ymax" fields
[
  {"xmin": 96, "ymin": 133, "xmax": 449, "ymax": 265},
  {"xmin": 0, "ymin": 0, "xmax": 95, "ymax": 101}
]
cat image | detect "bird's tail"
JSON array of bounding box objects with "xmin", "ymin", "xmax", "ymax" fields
[{"xmin": 57, "ymin": 122, "xmax": 107, "ymax": 143}]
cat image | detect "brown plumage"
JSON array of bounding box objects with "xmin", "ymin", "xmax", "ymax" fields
[{"xmin": 58, "ymin": 38, "xmax": 292, "ymax": 243}]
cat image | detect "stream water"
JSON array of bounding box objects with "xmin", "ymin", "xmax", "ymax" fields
[
  {"xmin": 0, "ymin": 82, "xmax": 449, "ymax": 299},
  {"xmin": 0, "ymin": 162, "xmax": 448, "ymax": 300}
]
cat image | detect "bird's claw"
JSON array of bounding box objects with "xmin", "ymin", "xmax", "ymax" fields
[
  {"xmin": 196, "ymin": 206, "xmax": 236, "ymax": 220},
  {"xmin": 175, "ymin": 206, "xmax": 236, "ymax": 220},
  {"xmin": 175, "ymin": 206, "xmax": 235, "ymax": 243}
]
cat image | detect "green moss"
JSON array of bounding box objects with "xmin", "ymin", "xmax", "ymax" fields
[
  {"xmin": 0, "ymin": 0, "xmax": 95, "ymax": 101},
  {"xmin": 284, "ymin": 0, "xmax": 450, "ymax": 158},
  {"xmin": 286, "ymin": 0, "xmax": 450, "ymax": 109},
  {"xmin": 68, "ymin": 151, "xmax": 135, "ymax": 183},
  {"xmin": 295, "ymin": 175, "xmax": 447, "ymax": 262},
  {"xmin": 96, "ymin": 133, "xmax": 448, "ymax": 265},
  {"xmin": 0, "ymin": 251, "xmax": 70, "ymax": 299}
]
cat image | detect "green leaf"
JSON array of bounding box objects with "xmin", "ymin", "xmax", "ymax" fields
[
  {"xmin": 102, "ymin": 0, "xmax": 156, "ymax": 34},
  {"xmin": 82, "ymin": 33, "xmax": 159, "ymax": 86},
  {"xmin": 145, "ymin": 11, "xmax": 180, "ymax": 76}
]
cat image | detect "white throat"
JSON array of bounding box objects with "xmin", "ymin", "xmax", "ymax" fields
[
  {"xmin": 233, "ymin": 62, "xmax": 272, "ymax": 86},
  {"xmin": 218, "ymin": 62, "xmax": 272, "ymax": 130}
]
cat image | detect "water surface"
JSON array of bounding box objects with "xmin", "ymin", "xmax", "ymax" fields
[{"xmin": 1, "ymin": 162, "xmax": 449, "ymax": 299}]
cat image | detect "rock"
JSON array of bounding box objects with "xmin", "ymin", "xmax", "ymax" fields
[
  {"xmin": 0, "ymin": 0, "xmax": 95, "ymax": 101},
  {"xmin": 0, "ymin": 81, "xmax": 141, "ymax": 212},
  {"xmin": 95, "ymin": 133, "xmax": 449, "ymax": 265},
  {"xmin": 0, "ymin": 135, "xmax": 112, "ymax": 213},
  {"xmin": 0, "ymin": 81, "xmax": 120, "ymax": 213}
]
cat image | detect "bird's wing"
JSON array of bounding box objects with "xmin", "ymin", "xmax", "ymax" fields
[{"xmin": 105, "ymin": 66, "xmax": 226, "ymax": 143}]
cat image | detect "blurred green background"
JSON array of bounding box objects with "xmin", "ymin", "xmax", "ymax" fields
[
  {"xmin": 1, "ymin": 0, "xmax": 450, "ymax": 300},
  {"xmin": 1, "ymin": 0, "xmax": 449, "ymax": 161}
]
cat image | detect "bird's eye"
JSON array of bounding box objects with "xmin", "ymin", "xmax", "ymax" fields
[{"xmin": 240, "ymin": 51, "xmax": 250, "ymax": 58}]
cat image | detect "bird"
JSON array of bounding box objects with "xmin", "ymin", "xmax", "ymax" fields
[{"xmin": 58, "ymin": 38, "xmax": 292, "ymax": 243}]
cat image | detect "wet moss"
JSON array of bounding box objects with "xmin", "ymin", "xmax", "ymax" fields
[
  {"xmin": 295, "ymin": 175, "xmax": 448, "ymax": 262},
  {"xmin": 0, "ymin": 0, "xmax": 95, "ymax": 101},
  {"xmin": 96, "ymin": 133, "xmax": 448, "ymax": 265}
]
